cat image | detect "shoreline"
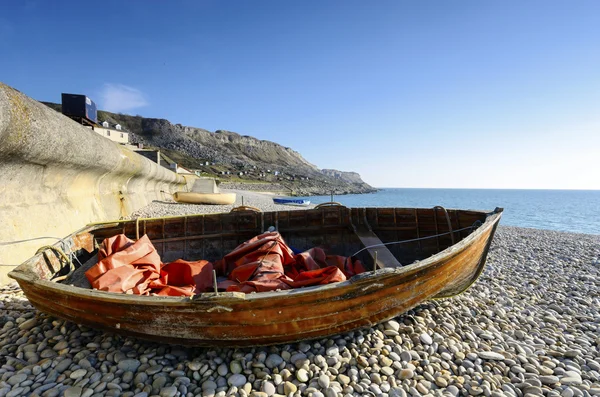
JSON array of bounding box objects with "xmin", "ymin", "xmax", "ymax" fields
[
  {"xmin": 1, "ymin": 194, "xmax": 599, "ymax": 397},
  {"xmin": 217, "ymin": 182, "xmax": 378, "ymax": 197}
]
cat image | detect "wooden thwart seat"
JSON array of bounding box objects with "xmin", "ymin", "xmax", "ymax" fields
[{"xmin": 351, "ymin": 222, "xmax": 402, "ymax": 269}]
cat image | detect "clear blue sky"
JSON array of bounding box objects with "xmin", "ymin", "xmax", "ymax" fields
[{"xmin": 1, "ymin": 1, "xmax": 599, "ymax": 189}]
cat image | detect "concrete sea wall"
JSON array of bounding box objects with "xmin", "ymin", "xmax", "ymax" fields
[{"xmin": 0, "ymin": 83, "xmax": 191, "ymax": 284}]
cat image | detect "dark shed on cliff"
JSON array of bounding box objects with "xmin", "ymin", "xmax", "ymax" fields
[{"xmin": 61, "ymin": 93, "xmax": 98, "ymax": 126}]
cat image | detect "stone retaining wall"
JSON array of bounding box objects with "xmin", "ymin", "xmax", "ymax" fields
[{"xmin": 0, "ymin": 83, "xmax": 192, "ymax": 284}]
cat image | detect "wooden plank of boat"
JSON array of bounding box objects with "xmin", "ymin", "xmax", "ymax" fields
[
  {"xmin": 9, "ymin": 206, "xmax": 503, "ymax": 346},
  {"xmin": 173, "ymin": 192, "xmax": 236, "ymax": 205},
  {"xmin": 351, "ymin": 213, "xmax": 402, "ymax": 269},
  {"xmin": 272, "ymin": 197, "xmax": 311, "ymax": 206}
]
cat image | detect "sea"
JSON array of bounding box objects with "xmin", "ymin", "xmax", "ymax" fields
[{"xmin": 296, "ymin": 189, "xmax": 600, "ymax": 235}]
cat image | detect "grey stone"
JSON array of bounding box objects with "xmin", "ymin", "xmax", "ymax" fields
[
  {"xmin": 7, "ymin": 373, "xmax": 27, "ymax": 386},
  {"xmin": 228, "ymin": 374, "xmax": 247, "ymax": 387},
  {"xmin": 265, "ymin": 354, "xmax": 283, "ymax": 369},
  {"xmin": 318, "ymin": 374, "xmax": 330, "ymax": 388},
  {"xmin": 159, "ymin": 386, "xmax": 177, "ymax": 397},
  {"xmin": 420, "ymin": 333, "xmax": 433, "ymax": 345},
  {"xmin": 262, "ymin": 381, "xmax": 276, "ymax": 396},
  {"xmin": 64, "ymin": 386, "xmax": 83, "ymax": 397},
  {"xmin": 117, "ymin": 359, "xmax": 141, "ymax": 373},
  {"xmin": 539, "ymin": 376, "xmax": 559, "ymax": 385}
]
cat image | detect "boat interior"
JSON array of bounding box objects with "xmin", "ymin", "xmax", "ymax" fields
[{"xmin": 30, "ymin": 206, "xmax": 493, "ymax": 285}]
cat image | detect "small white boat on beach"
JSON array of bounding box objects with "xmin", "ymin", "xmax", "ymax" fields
[
  {"xmin": 272, "ymin": 197, "xmax": 311, "ymax": 207},
  {"xmin": 173, "ymin": 192, "xmax": 236, "ymax": 205}
]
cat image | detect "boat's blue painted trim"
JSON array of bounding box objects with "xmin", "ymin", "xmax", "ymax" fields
[{"xmin": 272, "ymin": 198, "xmax": 311, "ymax": 206}]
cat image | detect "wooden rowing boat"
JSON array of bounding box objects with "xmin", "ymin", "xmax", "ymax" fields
[
  {"xmin": 9, "ymin": 205, "xmax": 502, "ymax": 346},
  {"xmin": 273, "ymin": 197, "xmax": 311, "ymax": 206},
  {"xmin": 173, "ymin": 192, "xmax": 236, "ymax": 205}
]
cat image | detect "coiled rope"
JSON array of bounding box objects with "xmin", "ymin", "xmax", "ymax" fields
[{"xmin": 34, "ymin": 243, "xmax": 83, "ymax": 281}]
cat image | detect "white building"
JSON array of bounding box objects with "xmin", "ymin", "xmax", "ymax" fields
[{"xmin": 95, "ymin": 121, "xmax": 129, "ymax": 144}]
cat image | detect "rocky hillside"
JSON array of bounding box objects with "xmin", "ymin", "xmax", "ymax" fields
[
  {"xmin": 321, "ymin": 169, "xmax": 367, "ymax": 185},
  {"xmin": 42, "ymin": 102, "xmax": 376, "ymax": 195}
]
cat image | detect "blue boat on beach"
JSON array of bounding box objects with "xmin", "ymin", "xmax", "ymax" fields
[{"xmin": 272, "ymin": 197, "xmax": 311, "ymax": 206}]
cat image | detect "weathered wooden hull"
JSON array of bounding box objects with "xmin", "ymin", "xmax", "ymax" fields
[
  {"xmin": 9, "ymin": 206, "xmax": 502, "ymax": 346},
  {"xmin": 173, "ymin": 192, "xmax": 236, "ymax": 205}
]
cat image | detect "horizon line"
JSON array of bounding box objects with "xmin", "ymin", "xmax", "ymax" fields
[{"xmin": 373, "ymin": 187, "xmax": 600, "ymax": 191}]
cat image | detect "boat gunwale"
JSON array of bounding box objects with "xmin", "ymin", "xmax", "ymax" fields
[{"xmin": 9, "ymin": 207, "xmax": 502, "ymax": 306}]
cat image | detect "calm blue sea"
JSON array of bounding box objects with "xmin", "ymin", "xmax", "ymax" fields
[{"xmin": 297, "ymin": 189, "xmax": 600, "ymax": 235}]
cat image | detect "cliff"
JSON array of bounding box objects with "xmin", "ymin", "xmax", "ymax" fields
[{"xmin": 42, "ymin": 102, "xmax": 376, "ymax": 195}]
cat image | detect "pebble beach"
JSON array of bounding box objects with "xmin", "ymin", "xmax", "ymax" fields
[
  {"xmin": 128, "ymin": 190, "xmax": 316, "ymax": 219},
  {"xmin": 1, "ymin": 192, "xmax": 599, "ymax": 397}
]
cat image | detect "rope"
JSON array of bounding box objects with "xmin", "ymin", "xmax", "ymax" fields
[
  {"xmin": 70, "ymin": 250, "xmax": 83, "ymax": 268},
  {"xmin": 35, "ymin": 245, "xmax": 74, "ymax": 275},
  {"xmin": 0, "ymin": 236, "xmax": 61, "ymax": 246},
  {"xmin": 351, "ymin": 223, "xmax": 481, "ymax": 257},
  {"xmin": 35, "ymin": 245, "xmax": 70, "ymax": 263}
]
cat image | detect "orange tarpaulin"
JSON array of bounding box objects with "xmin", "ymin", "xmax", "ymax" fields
[
  {"xmin": 218, "ymin": 232, "xmax": 295, "ymax": 293},
  {"xmin": 85, "ymin": 232, "xmax": 364, "ymax": 296},
  {"xmin": 289, "ymin": 247, "xmax": 366, "ymax": 280},
  {"xmin": 85, "ymin": 235, "xmax": 212, "ymax": 296}
]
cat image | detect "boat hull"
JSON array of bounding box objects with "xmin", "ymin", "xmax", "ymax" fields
[
  {"xmin": 273, "ymin": 198, "xmax": 311, "ymax": 206},
  {"xmin": 9, "ymin": 206, "xmax": 502, "ymax": 346},
  {"xmin": 173, "ymin": 192, "xmax": 236, "ymax": 205}
]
